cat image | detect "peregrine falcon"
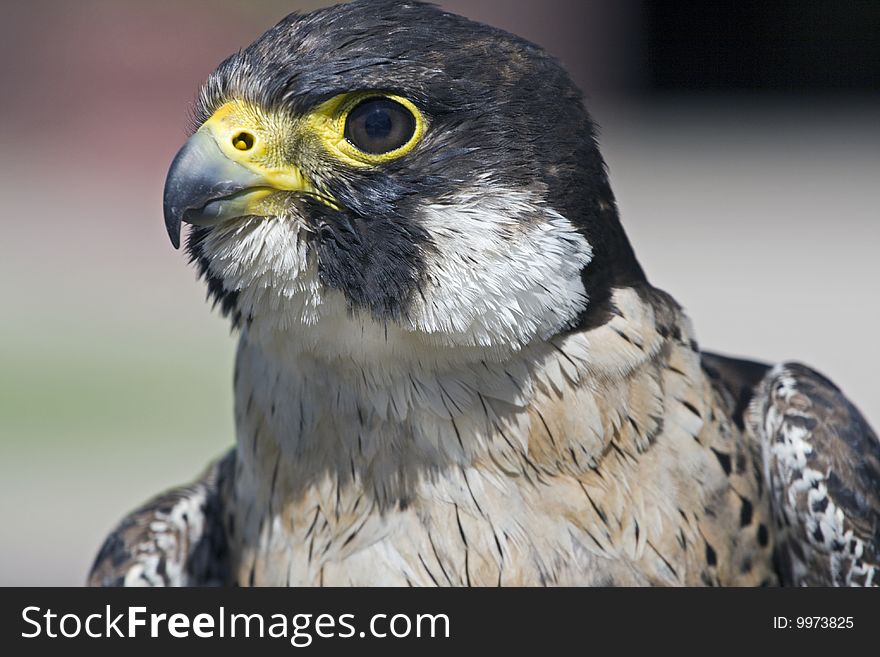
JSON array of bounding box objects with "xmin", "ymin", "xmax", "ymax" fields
[{"xmin": 89, "ymin": 0, "xmax": 879, "ymax": 587}]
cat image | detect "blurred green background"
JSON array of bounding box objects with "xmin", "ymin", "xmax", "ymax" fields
[{"xmin": 1, "ymin": 0, "xmax": 877, "ymax": 584}]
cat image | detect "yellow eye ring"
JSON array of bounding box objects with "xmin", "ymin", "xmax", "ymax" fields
[{"xmin": 307, "ymin": 92, "xmax": 426, "ymax": 167}]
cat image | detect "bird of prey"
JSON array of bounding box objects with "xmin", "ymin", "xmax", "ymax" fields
[{"xmin": 89, "ymin": 0, "xmax": 879, "ymax": 587}]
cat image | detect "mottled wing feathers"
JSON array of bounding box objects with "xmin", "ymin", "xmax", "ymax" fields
[
  {"xmin": 701, "ymin": 351, "xmax": 770, "ymax": 431},
  {"xmin": 88, "ymin": 451, "xmax": 235, "ymax": 587},
  {"xmin": 747, "ymin": 363, "xmax": 880, "ymax": 586}
]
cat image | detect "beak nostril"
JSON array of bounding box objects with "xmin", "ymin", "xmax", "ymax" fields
[{"xmin": 232, "ymin": 131, "xmax": 255, "ymax": 151}]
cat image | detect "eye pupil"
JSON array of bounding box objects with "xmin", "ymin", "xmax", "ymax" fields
[
  {"xmin": 345, "ymin": 97, "xmax": 417, "ymax": 155},
  {"xmin": 364, "ymin": 109, "xmax": 393, "ymax": 139}
]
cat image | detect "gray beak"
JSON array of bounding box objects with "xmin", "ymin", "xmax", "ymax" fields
[{"xmin": 162, "ymin": 130, "xmax": 268, "ymax": 249}]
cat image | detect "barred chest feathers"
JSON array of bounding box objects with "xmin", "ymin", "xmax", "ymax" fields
[
  {"xmin": 227, "ymin": 287, "xmax": 776, "ymax": 586},
  {"xmin": 89, "ymin": 0, "xmax": 876, "ymax": 590}
]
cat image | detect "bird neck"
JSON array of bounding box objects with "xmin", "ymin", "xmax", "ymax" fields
[{"xmin": 231, "ymin": 286, "xmax": 692, "ymax": 507}]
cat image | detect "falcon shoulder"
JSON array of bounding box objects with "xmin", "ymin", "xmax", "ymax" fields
[
  {"xmin": 87, "ymin": 450, "xmax": 235, "ymax": 587},
  {"xmin": 705, "ymin": 352, "xmax": 879, "ymax": 586}
]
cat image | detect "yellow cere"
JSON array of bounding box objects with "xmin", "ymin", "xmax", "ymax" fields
[
  {"xmin": 196, "ymin": 94, "xmax": 426, "ymax": 213},
  {"xmin": 200, "ymin": 101, "xmax": 315, "ymax": 193}
]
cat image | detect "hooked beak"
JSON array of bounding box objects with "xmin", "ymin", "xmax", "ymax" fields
[
  {"xmin": 162, "ymin": 101, "xmax": 327, "ymax": 249},
  {"xmin": 162, "ymin": 129, "xmax": 271, "ymax": 249}
]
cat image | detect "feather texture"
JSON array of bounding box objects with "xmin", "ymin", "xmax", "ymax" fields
[
  {"xmin": 747, "ymin": 363, "xmax": 879, "ymax": 586},
  {"xmin": 88, "ymin": 453, "xmax": 234, "ymax": 586}
]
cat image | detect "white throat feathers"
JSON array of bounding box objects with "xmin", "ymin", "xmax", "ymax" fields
[{"xmin": 199, "ymin": 183, "xmax": 593, "ymax": 364}]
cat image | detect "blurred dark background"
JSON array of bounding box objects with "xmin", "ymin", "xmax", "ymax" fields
[
  {"xmin": 1, "ymin": 0, "xmax": 877, "ymax": 584},
  {"xmin": 645, "ymin": 0, "xmax": 880, "ymax": 92}
]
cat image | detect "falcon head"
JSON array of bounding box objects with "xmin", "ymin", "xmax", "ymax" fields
[{"xmin": 163, "ymin": 0, "xmax": 645, "ymax": 363}]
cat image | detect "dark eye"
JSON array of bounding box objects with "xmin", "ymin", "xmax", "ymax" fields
[{"xmin": 344, "ymin": 97, "xmax": 417, "ymax": 155}]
